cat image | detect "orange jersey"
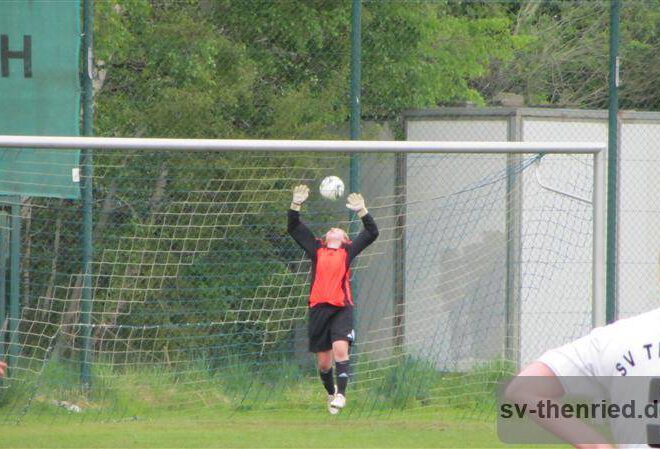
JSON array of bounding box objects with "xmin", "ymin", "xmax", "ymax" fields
[
  {"xmin": 287, "ymin": 209, "xmax": 379, "ymax": 308},
  {"xmin": 309, "ymin": 246, "xmax": 353, "ymax": 307}
]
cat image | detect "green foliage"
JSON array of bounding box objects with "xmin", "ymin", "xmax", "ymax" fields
[
  {"xmin": 96, "ymin": 2, "xmax": 256, "ymax": 138},
  {"xmin": 362, "ymin": 2, "xmax": 520, "ymax": 119},
  {"xmin": 95, "ymin": 0, "xmax": 152, "ymax": 64},
  {"xmin": 481, "ymin": 0, "xmax": 660, "ymax": 109},
  {"xmin": 95, "ymin": 0, "xmax": 524, "ymax": 139},
  {"xmin": 95, "ymin": 1, "xmax": 660, "ymax": 134}
]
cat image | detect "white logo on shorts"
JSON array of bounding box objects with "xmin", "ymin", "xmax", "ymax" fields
[{"xmin": 347, "ymin": 330, "xmax": 355, "ymax": 341}]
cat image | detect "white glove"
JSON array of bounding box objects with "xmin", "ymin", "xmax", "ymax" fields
[
  {"xmin": 346, "ymin": 193, "xmax": 368, "ymax": 218},
  {"xmin": 291, "ymin": 184, "xmax": 309, "ymax": 211}
]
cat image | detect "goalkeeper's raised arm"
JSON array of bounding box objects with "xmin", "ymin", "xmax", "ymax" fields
[
  {"xmin": 345, "ymin": 193, "xmax": 379, "ymax": 262},
  {"xmin": 287, "ymin": 184, "xmax": 317, "ymax": 257},
  {"xmin": 286, "ymin": 184, "xmax": 379, "ymax": 415}
]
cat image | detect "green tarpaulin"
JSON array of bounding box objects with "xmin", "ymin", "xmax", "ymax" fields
[{"xmin": 0, "ymin": 1, "xmax": 81, "ymax": 199}]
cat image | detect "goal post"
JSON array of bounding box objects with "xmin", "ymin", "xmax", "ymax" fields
[{"xmin": 0, "ymin": 135, "xmax": 605, "ymax": 421}]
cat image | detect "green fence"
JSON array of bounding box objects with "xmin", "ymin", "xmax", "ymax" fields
[{"xmin": 1, "ymin": 0, "xmax": 659, "ymax": 423}]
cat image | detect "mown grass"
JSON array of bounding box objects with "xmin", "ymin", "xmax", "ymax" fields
[
  {"xmin": 1, "ymin": 408, "xmax": 572, "ymax": 449},
  {"xmin": 0, "ymin": 357, "xmax": 573, "ymax": 448}
]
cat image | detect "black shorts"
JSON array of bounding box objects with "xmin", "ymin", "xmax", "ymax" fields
[{"xmin": 308, "ymin": 304, "xmax": 354, "ymax": 353}]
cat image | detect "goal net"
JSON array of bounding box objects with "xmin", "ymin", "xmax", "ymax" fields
[{"xmin": 0, "ymin": 137, "xmax": 604, "ymax": 422}]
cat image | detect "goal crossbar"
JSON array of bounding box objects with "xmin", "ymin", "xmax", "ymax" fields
[{"xmin": 0, "ymin": 135, "xmax": 604, "ymax": 154}]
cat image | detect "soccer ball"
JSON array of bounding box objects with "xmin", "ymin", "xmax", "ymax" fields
[{"xmin": 319, "ymin": 176, "xmax": 345, "ymax": 200}]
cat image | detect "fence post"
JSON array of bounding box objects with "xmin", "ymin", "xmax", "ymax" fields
[
  {"xmin": 8, "ymin": 199, "xmax": 21, "ymax": 372},
  {"xmin": 0, "ymin": 211, "xmax": 8, "ymax": 360},
  {"xmin": 505, "ymin": 113, "xmax": 523, "ymax": 368},
  {"xmin": 606, "ymin": 0, "xmax": 620, "ymax": 324},
  {"xmin": 80, "ymin": 0, "xmax": 95, "ymax": 387},
  {"xmin": 349, "ymin": 0, "xmax": 361, "ymax": 363}
]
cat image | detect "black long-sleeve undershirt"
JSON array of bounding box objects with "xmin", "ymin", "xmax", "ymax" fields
[{"xmin": 287, "ymin": 209, "xmax": 379, "ymax": 263}]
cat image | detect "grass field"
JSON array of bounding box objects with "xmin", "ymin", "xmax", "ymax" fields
[
  {"xmin": 0, "ymin": 409, "xmax": 567, "ymax": 448},
  {"xmin": 0, "ymin": 359, "xmax": 570, "ymax": 448}
]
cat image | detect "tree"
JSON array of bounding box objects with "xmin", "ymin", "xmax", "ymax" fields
[
  {"xmin": 362, "ymin": 1, "xmax": 521, "ymax": 121},
  {"xmin": 479, "ymin": 0, "xmax": 660, "ymax": 110},
  {"xmin": 95, "ymin": 0, "xmax": 522, "ymax": 138},
  {"xmin": 22, "ymin": 0, "xmax": 527, "ymax": 364}
]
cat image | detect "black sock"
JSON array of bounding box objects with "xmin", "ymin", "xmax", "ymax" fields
[
  {"xmin": 335, "ymin": 360, "xmax": 350, "ymax": 395},
  {"xmin": 319, "ymin": 368, "xmax": 335, "ymax": 395}
]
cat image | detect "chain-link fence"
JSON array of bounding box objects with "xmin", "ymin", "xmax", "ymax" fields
[{"xmin": 1, "ymin": 0, "xmax": 659, "ymax": 422}]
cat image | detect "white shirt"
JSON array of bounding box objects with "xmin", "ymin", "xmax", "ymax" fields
[{"xmin": 538, "ymin": 307, "xmax": 660, "ymax": 449}]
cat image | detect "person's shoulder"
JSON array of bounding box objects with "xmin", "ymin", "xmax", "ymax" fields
[
  {"xmin": 590, "ymin": 307, "xmax": 660, "ymax": 342},
  {"xmin": 609, "ymin": 307, "xmax": 660, "ymax": 328}
]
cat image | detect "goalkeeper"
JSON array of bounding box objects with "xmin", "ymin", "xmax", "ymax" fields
[{"xmin": 287, "ymin": 184, "xmax": 379, "ymax": 414}]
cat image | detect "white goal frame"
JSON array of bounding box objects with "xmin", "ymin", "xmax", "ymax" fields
[{"xmin": 0, "ymin": 135, "xmax": 607, "ymax": 331}]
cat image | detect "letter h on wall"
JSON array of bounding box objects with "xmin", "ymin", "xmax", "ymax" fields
[{"xmin": 1, "ymin": 35, "xmax": 32, "ymax": 78}]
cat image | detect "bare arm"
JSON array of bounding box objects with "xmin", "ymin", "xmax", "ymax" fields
[{"xmin": 505, "ymin": 362, "xmax": 614, "ymax": 449}]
